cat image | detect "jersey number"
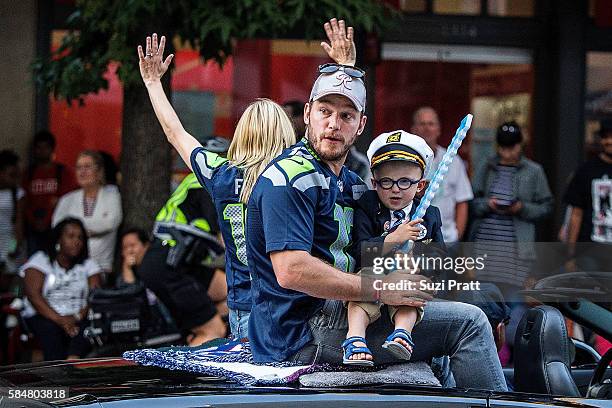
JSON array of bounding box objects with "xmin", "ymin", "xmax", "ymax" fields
[
  {"xmin": 330, "ymin": 204, "xmax": 354, "ymax": 272},
  {"xmin": 223, "ymin": 203, "xmax": 248, "ymax": 266}
]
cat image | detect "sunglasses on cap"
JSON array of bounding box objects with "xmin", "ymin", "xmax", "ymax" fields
[{"xmin": 318, "ymin": 63, "xmax": 365, "ymax": 79}]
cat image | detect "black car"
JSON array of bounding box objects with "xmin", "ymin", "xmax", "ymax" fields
[
  {"xmin": 1, "ymin": 272, "xmax": 611, "ymax": 407},
  {"xmin": 0, "ymin": 356, "xmax": 609, "ymax": 407}
]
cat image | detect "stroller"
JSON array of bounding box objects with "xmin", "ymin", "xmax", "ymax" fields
[
  {"xmin": 83, "ymin": 283, "xmax": 181, "ymax": 357},
  {"xmin": 84, "ymin": 227, "xmax": 226, "ymax": 357}
]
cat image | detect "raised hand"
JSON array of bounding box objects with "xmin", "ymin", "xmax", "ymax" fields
[
  {"xmin": 137, "ymin": 33, "xmax": 174, "ymax": 86},
  {"xmin": 320, "ymin": 18, "xmax": 356, "ymax": 67}
]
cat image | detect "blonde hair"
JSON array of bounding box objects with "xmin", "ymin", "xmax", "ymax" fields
[{"xmin": 227, "ymin": 98, "xmax": 296, "ymax": 204}]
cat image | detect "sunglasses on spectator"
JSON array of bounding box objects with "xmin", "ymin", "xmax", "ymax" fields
[
  {"xmin": 318, "ymin": 63, "xmax": 365, "ymax": 79},
  {"xmin": 374, "ymin": 177, "xmax": 421, "ymax": 190}
]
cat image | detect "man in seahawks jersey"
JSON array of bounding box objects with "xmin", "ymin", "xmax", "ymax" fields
[
  {"xmin": 246, "ymin": 63, "xmax": 429, "ymax": 360},
  {"xmin": 246, "ymin": 67, "xmax": 508, "ymax": 390}
]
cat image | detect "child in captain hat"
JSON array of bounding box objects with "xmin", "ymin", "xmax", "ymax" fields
[{"xmin": 342, "ymin": 130, "xmax": 445, "ymax": 366}]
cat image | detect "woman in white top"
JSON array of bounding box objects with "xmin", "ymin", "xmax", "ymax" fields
[
  {"xmin": 52, "ymin": 150, "xmax": 122, "ymax": 271},
  {"xmin": 20, "ymin": 217, "xmax": 101, "ymax": 360}
]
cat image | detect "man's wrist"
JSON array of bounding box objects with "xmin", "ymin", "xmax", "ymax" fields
[
  {"xmin": 361, "ymin": 276, "xmax": 379, "ymax": 302},
  {"xmin": 333, "ymin": 55, "xmax": 356, "ymax": 67}
]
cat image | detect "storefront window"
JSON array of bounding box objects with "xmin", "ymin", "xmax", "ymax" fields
[
  {"xmin": 377, "ymin": 43, "xmax": 534, "ymax": 176},
  {"xmin": 487, "ymin": 0, "xmax": 534, "ymax": 17},
  {"xmin": 49, "ymin": 30, "xmax": 123, "ymax": 168},
  {"xmin": 47, "ymin": 35, "xmax": 331, "ymax": 180},
  {"xmin": 585, "ymin": 51, "xmax": 612, "ymax": 156},
  {"xmin": 433, "ymin": 0, "xmax": 481, "ymax": 15},
  {"xmin": 399, "ymin": 0, "xmax": 427, "ymax": 13}
]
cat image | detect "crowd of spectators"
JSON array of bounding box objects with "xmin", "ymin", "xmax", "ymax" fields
[{"xmin": 0, "ymin": 106, "xmax": 610, "ymax": 364}]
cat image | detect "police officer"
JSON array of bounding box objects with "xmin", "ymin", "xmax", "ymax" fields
[{"xmin": 138, "ymin": 137, "xmax": 229, "ymax": 346}]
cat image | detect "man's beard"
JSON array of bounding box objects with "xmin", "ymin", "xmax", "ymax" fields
[{"xmin": 306, "ymin": 126, "xmax": 354, "ymax": 163}]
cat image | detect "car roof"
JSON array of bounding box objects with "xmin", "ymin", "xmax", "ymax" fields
[{"xmin": 0, "ymin": 358, "xmax": 605, "ymax": 407}]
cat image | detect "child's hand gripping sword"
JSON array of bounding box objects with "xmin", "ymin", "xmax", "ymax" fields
[{"xmin": 398, "ymin": 114, "xmax": 473, "ymax": 256}]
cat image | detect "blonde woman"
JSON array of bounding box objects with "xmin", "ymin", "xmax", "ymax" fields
[{"xmin": 138, "ymin": 43, "xmax": 297, "ymax": 343}]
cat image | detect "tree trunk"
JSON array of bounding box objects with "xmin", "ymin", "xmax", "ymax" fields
[
  {"xmin": 120, "ymin": 23, "xmax": 176, "ymax": 234},
  {"xmin": 120, "ymin": 80, "xmax": 172, "ymax": 233}
]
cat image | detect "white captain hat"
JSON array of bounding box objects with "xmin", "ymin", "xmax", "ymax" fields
[{"xmin": 366, "ymin": 130, "xmax": 434, "ymax": 176}]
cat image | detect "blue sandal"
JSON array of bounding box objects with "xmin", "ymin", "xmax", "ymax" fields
[
  {"xmin": 342, "ymin": 336, "xmax": 374, "ymax": 366},
  {"xmin": 382, "ymin": 329, "xmax": 414, "ymax": 361}
]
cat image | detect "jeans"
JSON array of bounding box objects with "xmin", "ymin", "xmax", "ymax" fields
[
  {"xmin": 430, "ymin": 356, "xmax": 457, "ymax": 388},
  {"xmin": 229, "ymin": 308, "xmax": 250, "ymax": 340},
  {"xmin": 289, "ymin": 299, "xmax": 508, "ymax": 392}
]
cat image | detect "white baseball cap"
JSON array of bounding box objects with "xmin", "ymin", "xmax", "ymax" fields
[
  {"xmin": 366, "ymin": 130, "xmax": 434, "ymax": 176},
  {"xmin": 309, "ymin": 67, "xmax": 366, "ymax": 112}
]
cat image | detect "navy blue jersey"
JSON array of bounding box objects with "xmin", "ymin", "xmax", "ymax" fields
[
  {"xmin": 246, "ymin": 139, "xmax": 368, "ymax": 362},
  {"xmin": 190, "ymin": 147, "xmax": 250, "ymax": 311}
]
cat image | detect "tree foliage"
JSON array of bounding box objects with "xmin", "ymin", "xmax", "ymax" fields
[{"xmin": 33, "ymin": 0, "xmax": 391, "ymax": 102}]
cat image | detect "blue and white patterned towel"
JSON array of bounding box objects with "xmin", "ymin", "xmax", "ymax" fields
[{"xmin": 123, "ymin": 339, "xmax": 327, "ymax": 385}]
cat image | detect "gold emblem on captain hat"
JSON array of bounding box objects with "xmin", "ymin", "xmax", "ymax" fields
[{"xmin": 386, "ymin": 132, "xmax": 401, "ymax": 143}]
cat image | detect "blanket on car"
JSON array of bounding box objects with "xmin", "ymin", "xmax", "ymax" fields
[
  {"xmin": 123, "ymin": 339, "xmax": 317, "ymax": 385},
  {"xmin": 123, "ymin": 339, "xmax": 440, "ymax": 387}
]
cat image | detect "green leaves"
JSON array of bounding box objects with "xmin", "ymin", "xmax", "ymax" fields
[{"xmin": 34, "ymin": 0, "xmax": 391, "ymax": 102}]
